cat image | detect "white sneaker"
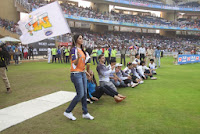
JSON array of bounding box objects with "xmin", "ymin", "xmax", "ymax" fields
[
  {"xmin": 131, "ymin": 83, "xmax": 137, "ymax": 88},
  {"xmin": 139, "ymin": 81, "xmax": 144, "ymax": 84},
  {"xmin": 127, "ymin": 83, "xmax": 131, "ymax": 87},
  {"xmin": 82, "ymin": 113, "xmax": 94, "ymax": 120},
  {"xmin": 151, "ymin": 77, "xmax": 157, "ymax": 80},
  {"xmin": 64, "ymin": 112, "xmax": 76, "ymax": 121}
]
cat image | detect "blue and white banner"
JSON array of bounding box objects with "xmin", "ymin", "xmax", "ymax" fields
[{"xmin": 178, "ymin": 55, "xmax": 200, "ymax": 65}]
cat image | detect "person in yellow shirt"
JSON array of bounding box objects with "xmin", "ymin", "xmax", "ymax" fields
[
  {"xmin": 65, "ymin": 46, "xmax": 70, "ymax": 63},
  {"xmin": 104, "ymin": 47, "xmax": 109, "ymax": 65},
  {"xmin": 111, "ymin": 47, "xmax": 117, "ymax": 61},
  {"xmin": 51, "ymin": 47, "xmax": 57, "ymax": 63},
  {"xmin": 92, "ymin": 47, "xmax": 98, "ymax": 65}
]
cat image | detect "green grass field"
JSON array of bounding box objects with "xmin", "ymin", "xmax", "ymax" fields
[{"xmin": 0, "ymin": 57, "xmax": 200, "ymax": 134}]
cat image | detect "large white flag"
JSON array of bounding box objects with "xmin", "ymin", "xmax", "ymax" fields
[{"xmin": 18, "ymin": 1, "xmax": 71, "ymax": 44}]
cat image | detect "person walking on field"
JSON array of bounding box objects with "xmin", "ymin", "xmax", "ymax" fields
[
  {"xmin": 0, "ymin": 44, "xmax": 11, "ymax": 93},
  {"xmin": 64, "ymin": 34, "xmax": 94, "ymax": 121},
  {"xmin": 47, "ymin": 46, "xmax": 51, "ymax": 63}
]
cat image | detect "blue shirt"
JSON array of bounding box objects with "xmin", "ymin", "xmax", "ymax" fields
[
  {"xmin": 87, "ymin": 80, "xmax": 96, "ymax": 98},
  {"xmin": 108, "ymin": 48, "xmax": 112, "ymax": 54},
  {"xmin": 57, "ymin": 49, "xmax": 61, "ymax": 55},
  {"xmin": 155, "ymin": 49, "xmax": 161, "ymax": 58}
]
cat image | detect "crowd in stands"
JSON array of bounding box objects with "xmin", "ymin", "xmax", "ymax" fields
[
  {"xmin": 17, "ymin": 0, "xmax": 200, "ymax": 30},
  {"xmin": 70, "ymin": 28, "xmax": 199, "ymax": 53},
  {"xmin": 123, "ymin": 0, "xmax": 200, "ymax": 8},
  {"xmin": 0, "ymin": 18, "xmax": 21, "ymax": 35},
  {"xmin": 61, "ymin": 3, "xmax": 200, "ymax": 29}
]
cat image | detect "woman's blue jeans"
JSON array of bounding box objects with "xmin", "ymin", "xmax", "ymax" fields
[{"xmin": 65, "ymin": 72, "xmax": 88, "ymax": 114}]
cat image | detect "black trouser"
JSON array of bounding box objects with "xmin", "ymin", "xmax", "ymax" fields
[
  {"xmin": 66, "ymin": 56, "xmax": 69, "ymax": 63},
  {"xmin": 91, "ymin": 85, "xmax": 118, "ymax": 99},
  {"xmin": 140, "ymin": 54, "xmax": 145, "ymax": 61},
  {"xmin": 57, "ymin": 54, "xmax": 62, "ymax": 63},
  {"xmin": 14, "ymin": 54, "xmax": 19, "ymax": 64},
  {"xmin": 111, "ymin": 57, "xmax": 116, "ymax": 61},
  {"xmin": 144, "ymin": 70, "xmax": 152, "ymax": 78},
  {"xmin": 52, "ymin": 55, "xmax": 56, "ymax": 63},
  {"xmin": 105, "ymin": 57, "xmax": 110, "ymax": 65},
  {"xmin": 131, "ymin": 75, "xmax": 138, "ymax": 83},
  {"xmin": 121, "ymin": 54, "xmax": 126, "ymax": 66},
  {"xmin": 29, "ymin": 52, "xmax": 34, "ymax": 59},
  {"xmin": 123, "ymin": 79, "xmax": 132, "ymax": 85},
  {"xmin": 93, "ymin": 57, "xmax": 98, "ymax": 65}
]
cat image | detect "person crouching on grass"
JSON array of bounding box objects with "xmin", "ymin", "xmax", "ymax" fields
[
  {"xmin": 64, "ymin": 34, "xmax": 94, "ymax": 121},
  {"xmin": 116, "ymin": 63, "xmax": 138, "ymax": 88},
  {"xmin": 87, "ymin": 70, "xmax": 126, "ymax": 103},
  {"xmin": 140, "ymin": 61, "xmax": 157, "ymax": 80}
]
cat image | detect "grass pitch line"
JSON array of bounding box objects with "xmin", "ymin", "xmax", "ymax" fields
[{"xmin": 0, "ymin": 91, "xmax": 76, "ymax": 132}]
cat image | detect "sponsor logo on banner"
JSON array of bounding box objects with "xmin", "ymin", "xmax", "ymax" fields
[
  {"xmin": 45, "ymin": 30, "xmax": 53, "ymax": 36},
  {"xmin": 196, "ymin": 56, "xmax": 199, "ymax": 61},
  {"xmin": 178, "ymin": 57, "xmax": 182, "ymax": 62},
  {"xmin": 191, "ymin": 56, "xmax": 195, "ymax": 61},
  {"xmin": 187, "ymin": 57, "xmax": 190, "ymax": 61},
  {"xmin": 25, "ymin": 13, "xmax": 52, "ymax": 36},
  {"xmin": 182, "ymin": 56, "xmax": 187, "ymax": 62}
]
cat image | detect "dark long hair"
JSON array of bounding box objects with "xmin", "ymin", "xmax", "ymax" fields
[{"xmin": 70, "ymin": 34, "xmax": 86, "ymax": 58}]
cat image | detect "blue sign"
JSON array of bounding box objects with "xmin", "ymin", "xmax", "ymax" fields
[
  {"xmin": 178, "ymin": 55, "xmax": 200, "ymax": 65},
  {"xmin": 65, "ymin": 15, "xmax": 200, "ymax": 31}
]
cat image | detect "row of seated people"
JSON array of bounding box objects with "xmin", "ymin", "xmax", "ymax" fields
[{"xmin": 86, "ymin": 54, "xmax": 157, "ymax": 103}]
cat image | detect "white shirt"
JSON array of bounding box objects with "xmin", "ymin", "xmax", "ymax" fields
[
  {"xmin": 24, "ymin": 47, "xmax": 28, "ymax": 53},
  {"xmin": 142, "ymin": 65, "xmax": 149, "ymax": 72},
  {"xmin": 139, "ymin": 47, "xmax": 146, "ymax": 55},
  {"xmin": 47, "ymin": 48, "xmax": 51, "ymax": 55},
  {"xmin": 149, "ymin": 63, "xmax": 156, "ymax": 70},
  {"xmin": 133, "ymin": 58, "xmax": 140, "ymax": 66}
]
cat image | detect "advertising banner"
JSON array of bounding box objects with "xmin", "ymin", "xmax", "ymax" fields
[{"xmin": 177, "ymin": 54, "xmax": 200, "ymax": 65}]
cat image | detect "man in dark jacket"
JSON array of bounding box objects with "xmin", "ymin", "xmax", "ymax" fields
[{"xmin": 0, "ymin": 44, "xmax": 11, "ymax": 93}]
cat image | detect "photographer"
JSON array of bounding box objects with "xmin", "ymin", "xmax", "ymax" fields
[{"xmin": 0, "ymin": 43, "xmax": 11, "ymax": 93}]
